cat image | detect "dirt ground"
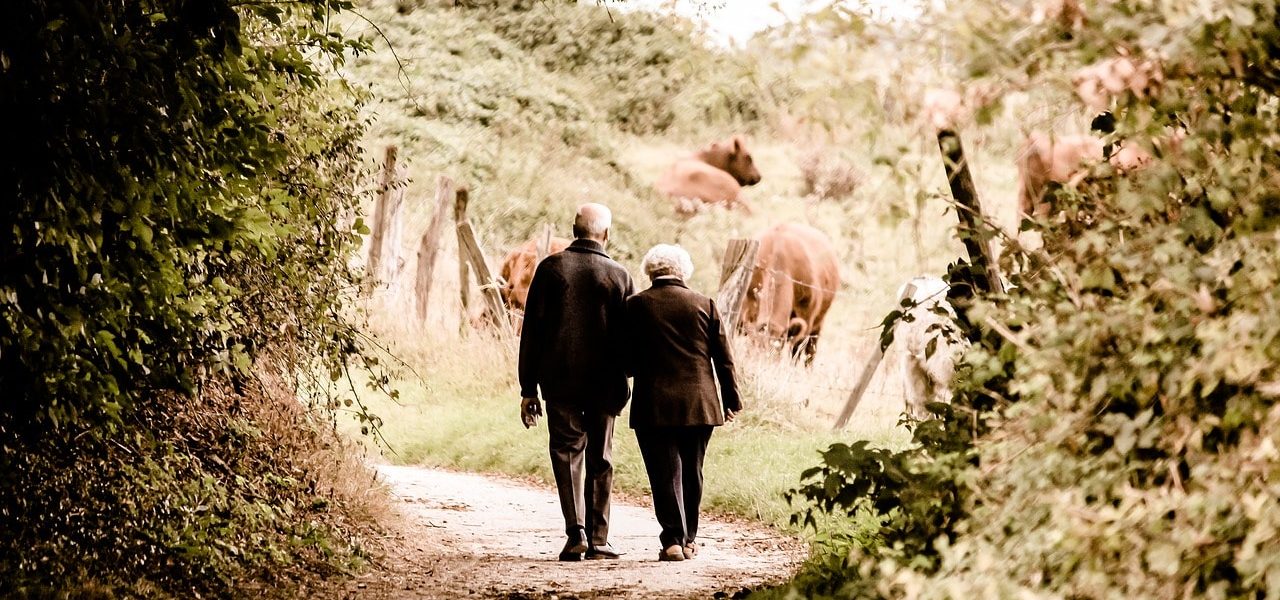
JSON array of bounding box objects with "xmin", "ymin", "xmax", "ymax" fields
[{"xmin": 315, "ymin": 465, "xmax": 807, "ymax": 599}]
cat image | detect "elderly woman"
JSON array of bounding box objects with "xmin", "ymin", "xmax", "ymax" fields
[{"xmin": 625, "ymin": 244, "xmax": 742, "ymax": 562}]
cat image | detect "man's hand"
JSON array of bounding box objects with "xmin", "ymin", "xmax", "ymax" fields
[
  {"xmin": 521, "ymin": 397, "xmax": 543, "ymax": 429},
  {"xmin": 724, "ymin": 408, "xmax": 737, "ymax": 423}
]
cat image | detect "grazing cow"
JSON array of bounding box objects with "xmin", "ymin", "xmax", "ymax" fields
[
  {"xmin": 656, "ymin": 136, "xmax": 762, "ymax": 215},
  {"xmin": 1073, "ymin": 56, "xmax": 1161, "ymax": 112},
  {"xmin": 894, "ymin": 276, "xmax": 969, "ymax": 420},
  {"xmin": 493, "ymin": 235, "xmax": 571, "ymax": 330},
  {"xmin": 1016, "ymin": 132, "xmax": 1153, "ymax": 218},
  {"xmin": 740, "ymin": 223, "xmax": 840, "ymax": 365}
]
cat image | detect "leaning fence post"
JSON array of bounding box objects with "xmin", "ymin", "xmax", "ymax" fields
[
  {"xmin": 833, "ymin": 282, "xmax": 918, "ymax": 430},
  {"xmin": 715, "ymin": 238, "xmax": 760, "ymax": 334},
  {"xmin": 456, "ymin": 220, "xmax": 511, "ymax": 338},
  {"xmin": 414, "ymin": 175, "xmax": 455, "ymax": 325},
  {"xmin": 936, "ymin": 129, "xmax": 1002, "ymax": 294}
]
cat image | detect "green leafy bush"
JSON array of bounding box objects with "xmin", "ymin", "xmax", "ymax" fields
[
  {"xmin": 1, "ymin": 0, "xmax": 382, "ymax": 595},
  {"xmin": 473, "ymin": 0, "xmax": 779, "ymax": 134},
  {"xmin": 783, "ymin": 1, "xmax": 1280, "ymax": 597}
]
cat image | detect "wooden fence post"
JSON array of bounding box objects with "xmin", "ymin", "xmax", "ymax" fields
[
  {"xmin": 366, "ymin": 145, "xmax": 399, "ymax": 290},
  {"xmin": 454, "ymin": 186, "xmax": 471, "ymax": 319},
  {"xmin": 414, "ymin": 175, "xmax": 455, "ymax": 324},
  {"xmin": 536, "ymin": 223, "xmax": 553, "ymax": 263},
  {"xmin": 456, "ymin": 220, "xmax": 510, "ymax": 338},
  {"xmin": 833, "ymin": 282, "xmax": 917, "ymax": 430},
  {"xmin": 386, "ymin": 163, "xmax": 407, "ymax": 281},
  {"xmin": 936, "ymin": 129, "xmax": 1002, "ymax": 294},
  {"xmin": 715, "ymin": 239, "xmax": 760, "ymax": 335}
]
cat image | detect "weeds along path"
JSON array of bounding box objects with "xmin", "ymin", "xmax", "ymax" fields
[{"xmin": 329, "ymin": 464, "xmax": 805, "ymax": 599}]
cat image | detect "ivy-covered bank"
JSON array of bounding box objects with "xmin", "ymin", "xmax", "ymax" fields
[{"xmin": 1, "ymin": 2, "xmax": 383, "ymax": 596}]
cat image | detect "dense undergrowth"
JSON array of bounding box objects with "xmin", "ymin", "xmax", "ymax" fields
[
  {"xmin": 1, "ymin": 1, "xmax": 386, "ymax": 596},
  {"xmin": 777, "ymin": 1, "xmax": 1280, "ymax": 598}
]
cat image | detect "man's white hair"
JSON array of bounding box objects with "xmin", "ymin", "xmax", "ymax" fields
[
  {"xmin": 642, "ymin": 244, "xmax": 694, "ymax": 281},
  {"xmin": 574, "ymin": 203, "xmax": 612, "ymax": 239}
]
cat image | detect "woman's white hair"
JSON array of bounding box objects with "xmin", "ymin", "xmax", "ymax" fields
[{"xmin": 642, "ymin": 244, "xmax": 694, "ymax": 281}]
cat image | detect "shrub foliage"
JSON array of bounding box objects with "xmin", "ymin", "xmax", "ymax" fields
[
  {"xmin": 1, "ymin": 0, "xmax": 378, "ymax": 595},
  {"xmin": 787, "ymin": 1, "xmax": 1280, "ymax": 597}
]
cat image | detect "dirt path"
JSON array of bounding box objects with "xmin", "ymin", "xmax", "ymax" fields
[{"xmin": 325, "ymin": 465, "xmax": 806, "ymax": 599}]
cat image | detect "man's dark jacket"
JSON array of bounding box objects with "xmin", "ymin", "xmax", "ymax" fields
[
  {"xmin": 624, "ymin": 278, "xmax": 742, "ymax": 428},
  {"xmin": 518, "ymin": 238, "xmax": 635, "ymax": 415}
]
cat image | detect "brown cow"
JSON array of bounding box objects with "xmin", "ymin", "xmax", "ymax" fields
[
  {"xmin": 1016, "ymin": 132, "xmax": 1152, "ymax": 218},
  {"xmin": 740, "ymin": 223, "xmax": 840, "ymax": 365},
  {"xmin": 491, "ymin": 235, "xmax": 571, "ymax": 330},
  {"xmin": 656, "ymin": 136, "xmax": 762, "ymax": 216},
  {"xmin": 1073, "ymin": 56, "xmax": 1161, "ymax": 112}
]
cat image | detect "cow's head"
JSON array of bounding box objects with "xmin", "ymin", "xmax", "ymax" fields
[
  {"xmin": 703, "ymin": 136, "xmax": 761, "ymax": 187},
  {"xmin": 738, "ymin": 276, "xmax": 786, "ymax": 343}
]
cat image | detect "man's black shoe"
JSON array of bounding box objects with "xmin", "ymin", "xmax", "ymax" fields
[
  {"xmin": 559, "ymin": 528, "xmax": 588, "ymax": 561},
  {"xmin": 585, "ymin": 544, "xmax": 622, "ymax": 560}
]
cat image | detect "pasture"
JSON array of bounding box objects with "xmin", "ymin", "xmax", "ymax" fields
[{"xmin": 338, "ymin": 0, "xmax": 1039, "ymax": 533}]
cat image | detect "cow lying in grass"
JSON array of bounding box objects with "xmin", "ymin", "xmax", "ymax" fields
[{"xmin": 656, "ymin": 136, "xmax": 762, "ymax": 216}]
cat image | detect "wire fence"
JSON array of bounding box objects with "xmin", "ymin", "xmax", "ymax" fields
[{"xmin": 356, "ymin": 160, "xmax": 966, "ymax": 430}]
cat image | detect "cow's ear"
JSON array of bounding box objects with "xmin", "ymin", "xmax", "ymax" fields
[{"xmin": 732, "ymin": 136, "xmax": 743, "ymax": 154}]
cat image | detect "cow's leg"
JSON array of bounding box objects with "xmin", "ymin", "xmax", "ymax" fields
[{"xmin": 1016, "ymin": 136, "xmax": 1050, "ymax": 219}]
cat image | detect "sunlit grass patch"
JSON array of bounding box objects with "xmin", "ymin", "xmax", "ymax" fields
[{"xmin": 339, "ymin": 323, "xmax": 912, "ymax": 531}]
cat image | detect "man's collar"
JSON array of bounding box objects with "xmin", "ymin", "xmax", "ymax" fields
[
  {"xmin": 651, "ymin": 277, "xmax": 688, "ymax": 289},
  {"xmin": 566, "ymin": 238, "xmax": 609, "ymax": 258}
]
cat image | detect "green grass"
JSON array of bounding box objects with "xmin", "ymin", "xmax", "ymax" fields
[{"xmin": 343, "ymin": 329, "xmax": 909, "ymax": 530}]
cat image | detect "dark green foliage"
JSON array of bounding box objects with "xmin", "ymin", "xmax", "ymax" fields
[
  {"xmin": 0, "ymin": 0, "xmax": 378, "ymax": 594},
  {"xmin": 1, "ymin": 0, "xmax": 367, "ymax": 430},
  {"xmin": 785, "ymin": 262, "xmax": 1012, "ymax": 598}
]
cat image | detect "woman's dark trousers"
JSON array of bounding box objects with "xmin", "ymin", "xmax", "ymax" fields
[{"xmin": 635, "ymin": 425, "xmax": 714, "ymax": 549}]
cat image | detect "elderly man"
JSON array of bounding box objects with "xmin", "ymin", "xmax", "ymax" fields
[
  {"xmin": 518, "ymin": 203, "xmax": 635, "ymax": 561},
  {"xmin": 625, "ymin": 244, "xmax": 742, "ymax": 562}
]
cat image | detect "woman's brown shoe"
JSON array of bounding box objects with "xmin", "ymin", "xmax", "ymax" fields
[
  {"xmin": 682, "ymin": 542, "xmax": 698, "ymax": 560},
  {"xmin": 659, "ymin": 545, "xmax": 685, "ymax": 561}
]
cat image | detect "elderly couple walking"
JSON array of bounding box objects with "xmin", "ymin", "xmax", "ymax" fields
[{"xmin": 518, "ymin": 202, "xmax": 742, "ymax": 563}]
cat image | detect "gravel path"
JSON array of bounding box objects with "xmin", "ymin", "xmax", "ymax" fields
[{"xmin": 322, "ymin": 465, "xmax": 805, "ymax": 599}]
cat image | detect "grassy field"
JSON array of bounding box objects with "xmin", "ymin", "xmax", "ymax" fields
[
  {"xmin": 342, "ymin": 325, "xmax": 910, "ymax": 528},
  {"xmin": 336, "ymin": 0, "xmax": 1041, "ymax": 536}
]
